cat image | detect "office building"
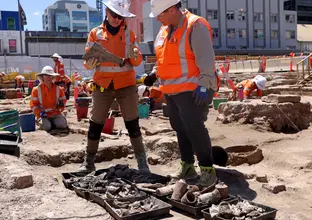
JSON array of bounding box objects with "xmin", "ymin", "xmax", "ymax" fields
[
  {"xmin": 182, "ymin": 0, "xmax": 298, "ymax": 51},
  {"xmin": 284, "ymin": 0, "xmax": 312, "ymax": 24},
  {"xmin": 42, "ymin": 0, "xmax": 101, "ymax": 32}
]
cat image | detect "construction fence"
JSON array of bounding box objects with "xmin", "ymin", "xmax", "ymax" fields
[{"xmin": 0, "ymin": 56, "xmax": 146, "ymax": 82}]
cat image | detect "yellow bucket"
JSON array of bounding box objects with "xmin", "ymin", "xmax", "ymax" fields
[{"xmin": 30, "ymin": 72, "xmax": 38, "ymax": 80}]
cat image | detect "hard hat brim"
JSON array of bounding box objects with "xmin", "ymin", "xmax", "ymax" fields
[
  {"xmin": 103, "ymin": 2, "xmax": 136, "ymax": 18},
  {"xmin": 37, "ymin": 72, "xmax": 59, "ymax": 77},
  {"xmin": 149, "ymin": 11, "xmax": 159, "ymax": 18}
]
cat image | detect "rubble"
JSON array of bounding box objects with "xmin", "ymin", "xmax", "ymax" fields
[
  {"xmin": 262, "ymin": 183, "xmax": 286, "ymax": 194},
  {"xmin": 217, "ymin": 98, "xmax": 311, "ymax": 133},
  {"xmin": 256, "ymin": 175, "xmax": 268, "ymax": 183}
]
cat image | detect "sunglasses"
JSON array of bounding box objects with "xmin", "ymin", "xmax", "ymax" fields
[{"xmin": 108, "ymin": 9, "xmax": 124, "ymax": 20}]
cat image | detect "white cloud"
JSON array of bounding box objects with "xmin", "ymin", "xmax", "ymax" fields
[{"xmin": 32, "ymin": 12, "xmax": 41, "ymax": 16}]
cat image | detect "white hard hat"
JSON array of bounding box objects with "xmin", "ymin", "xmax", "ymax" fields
[
  {"xmin": 103, "ymin": 0, "xmax": 135, "ymax": 18},
  {"xmin": 138, "ymin": 85, "xmax": 148, "ymax": 98},
  {"xmin": 20, "ymin": 75, "xmax": 25, "ymax": 82},
  {"xmin": 38, "ymin": 66, "xmax": 59, "ymax": 76},
  {"xmin": 51, "ymin": 53, "xmax": 62, "ymax": 59},
  {"xmin": 149, "ymin": 0, "xmax": 180, "ymax": 18},
  {"xmin": 253, "ymin": 75, "xmax": 267, "ymax": 90}
]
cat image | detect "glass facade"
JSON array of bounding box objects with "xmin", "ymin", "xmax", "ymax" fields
[
  {"xmin": 72, "ymin": 11, "xmax": 87, "ymax": 20},
  {"xmin": 89, "ymin": 11, "xmax": 101, "ymax": 29},
  {"xmin": 55, "ymin": 12, "xmax": 70, "ymax": 31},
  {"xmin": 73, "ymin": 23, "xmax": 88, "ymax": 32}
]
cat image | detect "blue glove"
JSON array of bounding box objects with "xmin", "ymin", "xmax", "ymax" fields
[
  {"xmin": 40, "ymin": 111, "xmax": 47, "ymax": 118},
  {"xmin": 192, "ymin": 86, "xmax": 210, "ymax": 106}
]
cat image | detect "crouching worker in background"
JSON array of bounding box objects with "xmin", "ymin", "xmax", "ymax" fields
[
  {"xmin": 30, "ymin": 66, "xmax": 68, "ymax": 132},
  {"xmin": 15, "ymin": 75, "xmax": 26, "ymax": 93},
  {"xmin": 234, "ymin": 75, "xmax": 267, "ymax": 101}
]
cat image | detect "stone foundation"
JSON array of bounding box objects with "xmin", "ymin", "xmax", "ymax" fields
[{"xmin": 217, "ymin": 95, "xmax": 311, "ymax": 133}]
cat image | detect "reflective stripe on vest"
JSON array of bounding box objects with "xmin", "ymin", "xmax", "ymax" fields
[
  {"xmin": 155, "ymin": 14, "xmax": 200, "ymax": 89},
  {"xmin": 37, "ymin": 85, "xmax": 60, "ymax": 113}
]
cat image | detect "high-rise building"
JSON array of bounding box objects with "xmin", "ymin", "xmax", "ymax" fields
[
  {"xmin": 284, "ymin": 0, "xmax": 312, "ymax": 24},
  {"xmin": 42, "ymin": 0, "xmax": 101, "ymax": 32}
]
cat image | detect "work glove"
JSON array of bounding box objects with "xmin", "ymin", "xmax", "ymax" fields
[
  {"xmin": 40, "ymin": 111, "xmax": 47, "ymax": 118},
  {"xmin": 57, "ymin": 99, "xmax": 65, "ymax": 108},
  {"xmin": 85, "ymin": 57, "xmax": 100, "ymax": 69},
  {"xmin": 143, "ymin": 72, "xmax": 157, "ymax": 87},
  {"xmin": 192, "ymin": 86, "xmax": 211, "ymax": 106},
  {"xmin": 129, "ymin": 44, "xmax": 139, "ymax": 59}
]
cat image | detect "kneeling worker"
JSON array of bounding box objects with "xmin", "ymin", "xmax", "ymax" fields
[
  {"xmin": 30, "ymin": 66, "xmax": 68, "ymax": 132},
  {"xmin": 235, "ymin": 75, "xmax": 267, "ymax": 100},
  {"xmin": 15, "ymin": 75, "xmax": 26, "ymax": 93}
]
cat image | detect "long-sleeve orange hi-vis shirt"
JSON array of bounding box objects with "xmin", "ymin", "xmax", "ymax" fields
[
  {"xmin": 83, "ymin": 22, "xmax": 143, "ymax": 90},
  {"xmin": 54, "ymin": 61, "xmax": 65, "ymax": 75},
  {"xmin": 30, "ymin": 83, "xmax": 67, "ymax": 118},
  {"xmin": 236, "ymin": 79, "xmax": 262, "ymax": 97}
]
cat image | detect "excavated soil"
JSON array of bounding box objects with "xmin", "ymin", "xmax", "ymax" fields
[{"xmin": 1, "ymin": 91, "xmax": 312, "ymax": 219}]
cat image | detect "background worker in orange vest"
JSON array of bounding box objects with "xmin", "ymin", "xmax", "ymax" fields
[
  {"xmin": 51, "ymin": 53, "xmax": 72, "ymax": 100},
  {"xmin": 78, "ymin": 0, "xmax": 150, "ymax": 173},
  {"xmin": 235, "ymin": 75, "xmax": 267, "ymax": 101},
  {"xmin": 15, "ymin": 75, "xmax": 25, "ymax": 93},
  {"xmin": 148, "ymin": 0, "xmax": 220, "ymax": 188},
  {"xmin": 30, "ymin": 66, "xmax": 67, "ymax": 132}
]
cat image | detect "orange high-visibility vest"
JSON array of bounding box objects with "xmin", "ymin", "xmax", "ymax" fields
[
  {"xmin": 84, "ymin": 22, "xmax": 142, "ymax": 90},
  {"xmin": 154, "ymin": 10, "xmax": 216, "ymax": 94},
  {"xmin": 30, "ymin": 83, "xmax": 66, "ymax": 118},
  {"xmin": 54, "ymin": 61, "xmax": 65, "ymax": 76},
  {"xmin": 236, "ymin": 79, "xmax": 262, "ymax": 97}
]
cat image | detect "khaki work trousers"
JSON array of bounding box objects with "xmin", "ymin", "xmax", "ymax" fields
[{"xmin": 90, "ymin": 85, "xmax": 139, "ymax": 124}]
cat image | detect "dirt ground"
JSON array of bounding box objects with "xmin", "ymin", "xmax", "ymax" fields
[{"xmin": 1, "ymin": 91, "xmax": 312, "ymax": 220}]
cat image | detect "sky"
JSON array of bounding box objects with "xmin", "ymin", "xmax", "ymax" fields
[{"xmin": 2, "ymin": 0, "xmax": 102, "ymax": 31}]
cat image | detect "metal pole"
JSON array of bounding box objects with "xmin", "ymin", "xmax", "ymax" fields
[
  {"xmin": 37, "ymin": 32, "xmax": 40, "ymax": 71},
  {"xmin": 17, "ymin": 0, "xmax": 24, "ymax": 56},
  {"xmin": 4, "ymin": 53, "xmax": 7, "ymax": 75}
]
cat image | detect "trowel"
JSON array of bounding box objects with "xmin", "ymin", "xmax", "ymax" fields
[{"xmin": 82, "ymin": 42, "xmax": 126, "ymax": 67}]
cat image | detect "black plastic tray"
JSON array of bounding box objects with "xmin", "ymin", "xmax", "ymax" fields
[
  {"xmin": 207, "ymin": 200, "xmax": 277, "ymax": 220},
  {"xmin": 103, "ymin": 194, "xmax": 172, "ymax": 220},
  {"xmin": 62, "ymin": 168, "xmax": 170, "ymax": 189},
  {"xmin": 167, "ymin": 194, "xmax": 237, "ymax": 218},
  {"xmin": 62, "ymin": 168, "xmax": 109, "ymax": 189},
  {"xmin": 89, "ymin": 190, "xmax": 148, "ymax": 209},
  {"xmin": 0, "ymin": 133, "xmax": 20, "ymax": 157},
  {"xmin": 72, "ymin": 185, "xmax": 91, "ymax": 200}
]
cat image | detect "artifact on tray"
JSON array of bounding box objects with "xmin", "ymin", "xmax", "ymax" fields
[
  {"xmin": 111, "ymin": 196, "xmax": 160, "ymax": 217},
  {"xmin": 210, "ymin": 199, "xmax": 269, "ymax": 219},
  {"xmin": 170, "ymin": 181, "xmax": 229, "ymax": 207},
  {"xmin": 82, "ymin": 42, "xmax": 126, "ymax": 67}
]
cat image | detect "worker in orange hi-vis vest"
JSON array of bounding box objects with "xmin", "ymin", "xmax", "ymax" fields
[
  {"xmin": 146, "ymin": 0, "xmax": 221, "ymax": 188},
  {"xmin": 15, "ymin": 75, "xmax": 26, "ymax": 93},
  {"xmin": 30, "ymin": 66, "xmax": 67, "ymax": 132},
  {"xmin": 235, "ymin": 75, "xmax": 267, "ymax": 101},
  {"xmin": 51, "ymin": 53, "xmax": 72, "ymax": 100},
  {"xmin": 77, "ymin": 0, "xmax": 150, "ymax": 174}
]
